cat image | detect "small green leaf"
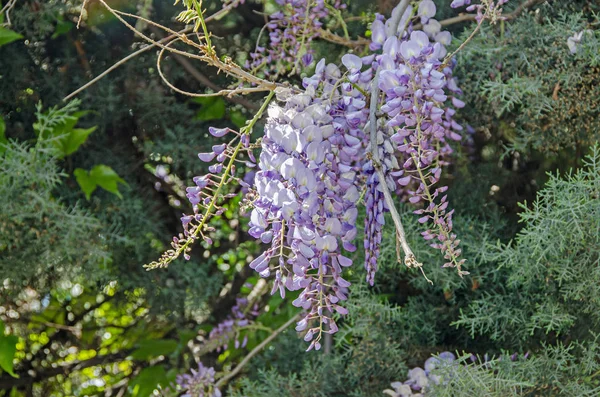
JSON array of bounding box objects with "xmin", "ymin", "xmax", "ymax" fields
[
  {"xmin": 0, "ymin": 115, "xmax": 6, "ymax": 155},
  {"xmin": 52, "ymin": 19, "xmax": 74, "ymax": 39},
  {"xmin": 194, "ymin": 96, "xmax": 226, "ymax": 121},
  {"xmin": 89, "ymin": 165, "xmax": 127, "ymax": 199},
  {"xmin": 74, "ymin": 168, "xmax": 96, "ymax": 200},
  {"xmin": 74, "ymin": 165, "xmax": 127, "ymax": 200},
  {"xmin": 131, "ymin": 340, "xmax": 178, "ymax": 360},
  {"xmin": 178, "ymin": 330, "xmax": 197, "ymax": 347},
  {"xmin": 0, "ymin": 321, "xmax": 19, "ymax": 378},
  {"xmin": 52, "ymin": 111, "xmax": 90, "ymax": 135},
  {"xmin": 129, "ymin": 365, "xmax": 168, "ymax": 397},
  {"xmin": 0, "ymin": 27, "xmax": 23, "ymax": 47},
  {"xmin": 230, "ymin": 109, "xmax": 248, "ymax": 128},
  {"xmin": 57, "ymin": 126, "xmax": 96, "ymax": 157}
]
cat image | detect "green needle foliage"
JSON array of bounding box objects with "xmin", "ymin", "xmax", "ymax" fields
[{"xmin": 1, "ymin": 0, "xmax": 600, "ymax": 396}]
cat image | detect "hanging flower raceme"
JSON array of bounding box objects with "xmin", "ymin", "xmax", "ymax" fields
[
  {"xmin": 362, "ymin": 4, "xmax": 468, "ymax": 278},
  {"xmin": 203, "ymin": 297, "xmax": 260, "ymax": 353},
  {"xmin": 145, "ymin": 122, "xmax": 258, "ymax": 270},
  {"xmin": 149, "ymin": 0, "xmax": 470, "ymax": 351},
  {"xmin": 248, "ymin": 0, "xmax": 346, "ymax": 77},
  {"xmin": 245, "ymin": 58, "xmax": 372, "ymax": 350},
  {"xmin": 176, "ymin": 362, "xmax": 222, "ymax": 397}
]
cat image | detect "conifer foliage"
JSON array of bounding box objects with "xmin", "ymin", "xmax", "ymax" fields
[{"xmin": 1, "ymin": 0, "xmax": 599, "ymax": 396}]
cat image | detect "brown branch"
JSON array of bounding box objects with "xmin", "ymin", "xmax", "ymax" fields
[
  {"xmin": 414, "ymin": 0, "xmax": 544, "ymax": 30},
  {"xmin": 215, "ymin": 313, "xmax": 300, "ymax": 388},
  {"xmin": 148, "ymin": 26, "xmax": 259, "ymax": 110},
  {"xmin": 318, "ymin": 28, "xmax": 370, "ymax": 48},
  {"xmin": 64, "ymin": 0, "xmax": 247, "ymax": 102}
]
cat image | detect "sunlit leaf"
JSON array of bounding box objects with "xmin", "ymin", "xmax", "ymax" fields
[
  {"xmin": 193, "ymin": 96, "xmax": 226, "ymax": 121},
  {"xmin": 89, "ymin": 165, "xmax": 127, "ymax": 199},
  {"xmin": 0, "ymin": 321, "xmax": 19, "ymax": 378},
  {"xmin": 0, "ymin": 27, "xmax": 23, "ymax": 47},
  {"xmin": 131, "ymin": 340, "xmax": 178, "ymax": 360},
  {"xmin": 129, "ymin": 365, "xmax": 168, "ymax": 397},
  {"xmin": 74, "ymin": 168, "xmax": 97, "ymax": 200},
  {"xmin": 56, "ymin": 127, "xmax": 96, "ymax": 157}
]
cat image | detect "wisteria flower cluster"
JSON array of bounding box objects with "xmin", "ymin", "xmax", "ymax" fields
[
  {"xmin": 176, "ymin": 362, "xmax": 222, "ymax": 397},
  {"xmin": 384, "ymin": 352, "xmax": 457, "ymax": 396},
  {"xmin": 368, "ymin": 5, "xmax": 467, "ymax": 274},
  {"xmin": 204, "ymin": 297, "xmax": 260, "ymax": 352},
  {"xmin": 158, "ymin": 0, "xmax": 471, "ymax": 350},
  {"xmin": 247, "ymin": 74, "xmax": 364, "ymax": 350},
  {"xmin": 384, "ymin": 351, "xmax": 530, "ymax": 396},
  {"xmin": 242, "ymin": 4, "xmax": 468, "ymax": 347},
  {"xmin": 248, "ymin": 0, "xmax": 345, "ymax": 77}
]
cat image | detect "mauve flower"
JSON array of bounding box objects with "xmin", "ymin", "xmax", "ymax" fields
[
  {"xmin": 418, "ymin": 0, "xmax": 436, "ymax": 23},
  {"xmin": 370, "ymin": 19, "xmax": 387, "ymax": 50}
]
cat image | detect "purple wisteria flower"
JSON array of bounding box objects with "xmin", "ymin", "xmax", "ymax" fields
[
  {"xmin": 245, "ymin": 58, "xmax": 370, "ymax": 350},
  {"xmin": 384, "ymin": 352, "xmax": 456, "ymax": 396},
  {"xmin": 204, "ymin": 297, "xmax": 259, "ymax": 352},
  {"xmin": 248, "ymin": 0, "xmax": 346, "ymax": 77},
  {"xmin": 567, "ymin": 30, "xmax": 592, "ymax": 54},
  {"xmin": 244, "ymin": 3, "xmax": 468, "ymax": 348},
  {"xmin": 176, "ymin": 362, "xmax": 221, "ymax": 397},
  {"xmin": 175, "ymin": 0, "xmax": 468, "ymax": 352},
  {"xmin": 362, "ymin": 10, "xmax": 467, "ymax": 277}
]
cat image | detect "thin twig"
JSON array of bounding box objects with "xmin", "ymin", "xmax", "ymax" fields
[
  {"xmin": 64, "ymin": 0, "xmax": 256, "ymax": 102},
  {"xmin": 0, "ymin": 0, "xmax": 17, "ymax": 27},
  {"xmin": 157, "ymin": 38, "xmax": 271, "ymax": 98},
  {"xmin": 318, "ymin": 28, "xmax": 370, "ymax": 48},
  {"xmin": 63, "ymin": 30, "xmax": 188, "ymax": 102},
  {"xmin": 94, "ymin": 0, "xmax": 276, "ymax": 91},
  {"xmin": 77, "ymin": 0, "xmax": 89, "ymax": 29},
  {"xmin": 440, "ymin": 17, "xmax": 484, "ymax": 69},
  {"xmin": 215, "ymin": 313, "xmax": 300, "ymax": 388},
  {"xmin": 414, "ymin": 0, "xmax": 544, "ymax": 30},
  {"xmin": 149, "ymin": 27, "xmax": 259, "ymax": 110}
]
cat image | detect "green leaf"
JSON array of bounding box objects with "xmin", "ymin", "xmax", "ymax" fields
[
  {"xmin": 0, "ymin": 115, "xmax": 6, "ymax": 155},
  {"xmin": 53, "ymin": 111, "xmax": 89, "ymax": 135},
  {"xmin": 131, "ymin": 340, "xmax": 178, "ymax": 360},
  {"xmin": 129, "ymin": 365, "xmax": 168, "ymax": 397},
  {"xmin": 35, "ymin": 109, "xmax": 95, "ymax": 157},
  {"xmin": 194, "ymin": 96, "xmax": 226, "ymax": 121},
  {"xmin": 0, "ymin": 321, "xmax": 19, "ymax": 378},
  {"xmin": 56, "ymin": 126, "xmax": 96, "ymax": 157},
  {"xmin": 52, "ymin": 19, "xmax": 74, "ymax": 39},
  {"xmin": 178, "ymin": 330, "xmax": 197, "ymax": 347},
  {"xmin": 0, "ymin": 27, "xmax": 23, "ymax": 47},
  {"xmin": 74, "ymin": 165, "xmax": 127, "ymax": 200},
  {"xmin": 89, "ymin": 165, "xmax": 127, "ymax": 199},
  {"xmin": 74, "ymin": 168, "xmax": 97, "ymax": 200},
  {"xmin": 230, "ymin": 109, "xmax": 248, "ymax": 128}
]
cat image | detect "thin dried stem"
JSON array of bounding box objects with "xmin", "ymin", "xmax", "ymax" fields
[
  {"xmin": 94, "ymin": 0, "xmax": 276, "ymax": 88},
  {"xmin": 157, "ymin": 39, "xmax": 271, "ymax": 98},
  {"xmin": 0, "ymin": 0, "xmax": 17, "ymax": 27},
  {"xmin": 318, "ymin": 28, "xmax": 370, "ymax": 48},
  {"xmin": 66, "ymin": 0, "xmax": 276, "ymax": 101},
  {"xmin": 215, "ymin": 313, "xmax": 300, "ymax": 388}
]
